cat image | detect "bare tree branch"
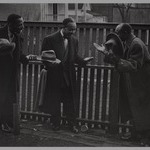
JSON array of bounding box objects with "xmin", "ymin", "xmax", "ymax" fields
[{"xmin": 114, "ymin": 3, "xmax": 133, "ymax": 22}]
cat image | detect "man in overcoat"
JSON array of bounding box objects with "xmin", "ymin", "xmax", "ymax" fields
[
  {"xmin": 0, "ymin": 14, "xmax": 33, "ymax": 133},
  {"xmin": 39, "ymin": 17, "xmax": 93, "ymax": 133},
  {"xmin": 102, "ymin": 23, "xmax": 150, "ymax": 145}
]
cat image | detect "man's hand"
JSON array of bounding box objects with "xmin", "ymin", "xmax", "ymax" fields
[
  {"xmin": 93, "ymin": 43, "xmax": 109, "ymax": 55},
  {"xmin": 84, "ymin": 57, "xmax": 94, "ymax": 63},
  {"xmin": 26, "ymin": 54, "xmax": 37, "ymax": 60},
  {"xmin": 50, "ymin": 59, "xmax": 61, "ymax": 65}
]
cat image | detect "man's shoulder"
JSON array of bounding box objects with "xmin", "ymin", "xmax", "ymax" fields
[
  {"xmin": 133, "ymin": 37, "xmax": 145, "ymax": 45},
  {"xmin": 44, "ymin": 31, "xmax": 60, "ymax": 40}
]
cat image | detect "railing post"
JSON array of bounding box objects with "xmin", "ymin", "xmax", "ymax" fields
[{"xmin": 109, "ymin": 69, "xmax": 120, "ymax": 134}]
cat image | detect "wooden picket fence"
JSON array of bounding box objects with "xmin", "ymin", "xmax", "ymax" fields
[
  {"xmin": 1, "ymin": 21, "xmax": 150, "ymax": 134},
  {"xmin": 19, "ymin": 61, "xmax": 130, "ymax": 134},
  {"xmin": 18, "ymin": 22, "xmax": 150, "ymax": 134}
]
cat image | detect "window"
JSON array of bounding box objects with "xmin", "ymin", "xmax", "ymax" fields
[
  {"xmin": 68, "ymin": 3, "xmax": 83, "ymax": 10},
  {"xmin": 53, "ymin": 3, "xmax": 57, "ymax": 21},
  {"xmin": 68, "ymin": 4, "xmax": 75, "ymax": 10}
]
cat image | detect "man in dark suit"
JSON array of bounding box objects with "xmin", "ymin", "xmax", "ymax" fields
[
  {"xmin": 40, "ymin": 17, "xmax": 93, "ymax": 133},
  {"xmin": 0, "ymin": 14, "xmax": 34, "ymax": 133}
]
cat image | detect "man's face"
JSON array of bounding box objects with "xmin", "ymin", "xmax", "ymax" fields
[
  {"xmin": 9, "ymin": 17, "xmax": 24, "ymax": 35},
  {"xmin": 115, "ymin": 25, "xmax": 128, "ymax": 42},
  {"xmin": 63, "ymin": 22, "xmax": 77, "ymax": 38},
  {"xmin": 117, "ymin": 31, "xmax": 127, "ymax": 42}
]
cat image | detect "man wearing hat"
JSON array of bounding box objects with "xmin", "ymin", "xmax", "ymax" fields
[
  {"xmin": 0, "ymin": 14, "xmax": 35, "ymax": 133},
  {"xmin": 97, "ymin": 23, "xmax": 150, "ymax": 145},
  {"xmin": 39, "ymin": 17, "xmax": 93, "ymax": 133}
]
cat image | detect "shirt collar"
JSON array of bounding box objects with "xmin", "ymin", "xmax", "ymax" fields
[
  {"xmin": 60, "ymin": 29, "xmax": 64, "ymax": 38},
  {"xmin": 60, "ymin": 29, "xmax": 69, "ymax": 40},
  {"xmin": 8, "ymin": 26, "xmax": 14, "ymax": 41}
]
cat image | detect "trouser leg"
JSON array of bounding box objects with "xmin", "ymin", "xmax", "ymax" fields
[
  {"xmin": 63, "ymin": 100, "xmax": 77, "ymax": 126},
  {"xmin": 61, "ymin": 86, "xmax": 77, "ymax": 127},
  {"xmin": 51, "ymin": 113, "xmax": 61, "ymax": 126}
]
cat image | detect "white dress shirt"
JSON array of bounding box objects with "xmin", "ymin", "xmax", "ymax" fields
[{"xmin": 60, "ymin": 29, "xmax": 68, "ymax": 50}]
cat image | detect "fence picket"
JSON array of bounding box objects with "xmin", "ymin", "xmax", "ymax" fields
[
  {"xmin": 88, "ymin": 68, "xmax": 95, "ymax": 120},
  {"xmin": 81, "ymin": 67, "xmax": 88, "ymax": 119},
  {"xmin": 101, "ymin": 69, "xmax": 108, "ymax": 122},
  {"xmin": 94, "ymin": 69, "xmax": 101, "ymax": 120}
]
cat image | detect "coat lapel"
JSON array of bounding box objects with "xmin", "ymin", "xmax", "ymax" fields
[
  {"xmin": 54, "ymin": 32, "xmax": 75, "ymax": 63},
  {"xmin": 55, "ymin": 31, "xmax": 66, "ymax": 61}
]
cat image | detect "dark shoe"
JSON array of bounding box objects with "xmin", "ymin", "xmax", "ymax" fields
[
  {"xmin": 1, "ymin": 123, "xmax": 13, "ymax": 133},
  {"xmin": 121, "ymin": 132, "xmax": 132, "ymax": 140},
  {"xmin": 71, "ymin": 126, "xmax": 79, "ymax": 134},
  {"xmin": 121, "ymin": 132, "xmax": 139, "ymax": 141},
  {"xmin": 52, "ymin": 125, "xmax": 60, "ymax": 131}
]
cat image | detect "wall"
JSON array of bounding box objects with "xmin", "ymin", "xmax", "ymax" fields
[
  {"xmin": 0, "ymin": 4, "xmax": 150, "ymax": 23},
  {"xmin": 0, "ymin": 4, "xmax": 41, "ymax": 21},
  {"xmin": 91, "ymin": 4, "xmax": 113, "ymax": 22},
  {"xmin": 113, "ymin": 4, "xmax": 150, "ymax": 23}
]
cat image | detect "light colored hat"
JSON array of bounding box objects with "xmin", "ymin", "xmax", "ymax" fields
[
  {"xmin": 37, "ymin": 50, "xmax": 60, "ymax": 63},
  {"xmin": 0, "ymin": 38, "xmax": 15, "ymax": 54}
]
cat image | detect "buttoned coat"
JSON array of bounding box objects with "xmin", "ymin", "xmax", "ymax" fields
[
  {"xmin": 38, "ymin": 31, "xmax": 85, "ymax": 116},
  {"xmin": 0, "ymin": 25, "xmax": 28, "ymax": 127},
  {"xmin": 117, "ymin": 34, "xmax": 150, "ymax": 131}
]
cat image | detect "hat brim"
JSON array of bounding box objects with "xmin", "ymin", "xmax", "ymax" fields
[
  {"xmin": 105, "ymin": 33, "xmax": 124, "ymax": 57},
  {"xmin": 37, "ymin": 56, "xmax": 61, "ymax": 63}
]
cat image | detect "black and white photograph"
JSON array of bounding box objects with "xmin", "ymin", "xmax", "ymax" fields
[{"xmin": 0, "ymin": 1, "xmax": 150, "ymax": 148}]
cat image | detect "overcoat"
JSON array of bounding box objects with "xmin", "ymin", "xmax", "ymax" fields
[
  {"xmin": 117, "ymin": 34, "xmax": 150, "ymax": 131},
  {"xmin": 0, "ymin": 25, "xmax": 28, "ymax": 126},
  {"xmin": 38, "ymin": 31, "xmax": 85, "ymax": 116}
]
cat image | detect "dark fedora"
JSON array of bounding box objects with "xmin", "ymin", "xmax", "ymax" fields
[
  {"xmin": 37, "ymin": 50, "xmax": 61, "ymax": 63},
  {"xmin": 105, "ymin": 32, "xmax": 124, "ymax": 58},
  {"xmin": 0, "ymin": 38, "xmax": 15, "ymax": 55}
]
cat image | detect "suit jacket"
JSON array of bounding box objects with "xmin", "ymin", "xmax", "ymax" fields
[{"xmin": 38, "ymin": 31, "xmax": 85, "ymax": 115}]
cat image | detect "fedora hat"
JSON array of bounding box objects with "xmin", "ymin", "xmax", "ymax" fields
[
  {"xmin": 105, "ymin": 32, "xmax": 124, "ymax": 58},
  {"xmin": 37, "ymin": 50, "xmax": 61, "ymax": 63},
  {"xmin": 0, "ymin": 38, "xmax": 15, "ymax": 55}
]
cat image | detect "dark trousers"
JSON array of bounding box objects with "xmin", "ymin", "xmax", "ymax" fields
[
  {"xmin": 0, "ymin": 85, "xmax": 17, "ymax": 128},
  {"xmin": 51, "ymin": 86, "xmax": 77, "ymax": 127}
]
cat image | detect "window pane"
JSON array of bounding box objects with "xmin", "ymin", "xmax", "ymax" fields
[{"xmin": 68, "ymin": 4, "xmax": 75, "ymax": 10}]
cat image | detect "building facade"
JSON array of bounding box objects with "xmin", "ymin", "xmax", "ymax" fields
[{"xmin": 0, "ymin": 3, "xmax": 150, "ymax": 23}]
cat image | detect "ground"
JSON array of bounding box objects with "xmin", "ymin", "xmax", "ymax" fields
[{"xmin": 0, "ymin": 119, "xmax": 144, "ymax": 147}]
